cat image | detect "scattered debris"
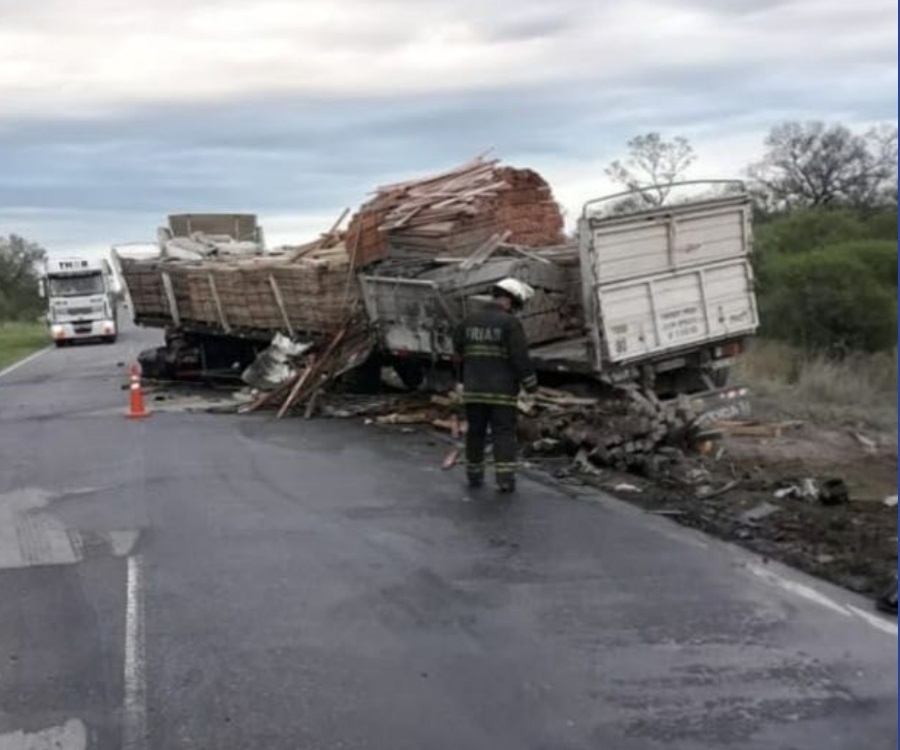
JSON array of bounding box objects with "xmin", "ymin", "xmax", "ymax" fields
[
  {"xmin": 612, "ymin": 482, "xmax": 642, "ymax": 493},
  {"xmin": 713, "ymin": 420, "xmax": 804, "ymax": 438},
  {"xmin": 700, "ymin": 479, "xmax": 742, "ymax": 500},
  {"xmin": 853, "ymin": 431, "xmax": 879, "ymax": 453},
  {"xmin": 884, "ymin": 495, "xmax": 898, "ymax": 508},
  {"xmin": 740, "ymin": 501, "xmax": 781, "ymax": 523},
  {"xmin": 237, "ymin": 322, "xmax": 376, "ymax": 419},
  {"xmin": 442, "ymin": 448, "xmax": 461, "ymax": 470},
  {"xmin": 241, "ymin": 333, "xmax": 313, "ymax": 391},
  {"xmin": 774, "ymin": 478, "xmax": 849, "ymax": 506},
  {"xmin": 572, "ymin": 449, "xmax": 603, "ymax": 477},
  {"xmin": 376, "ymin": 409, "xmax": 438, "ymax": 425}
]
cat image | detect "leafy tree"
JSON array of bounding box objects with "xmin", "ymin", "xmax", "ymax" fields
[
  {"xmin": 605, "ymin": 133, "xmax": 696, "ymax": 207},
  {"xmin": 0, "ymin": 235, "xmax": 46, "ymax": 321},
  {"xmin": 759, "ymin": 244, "xmax": 897, "ymax": 352},
  {"xmin": 830, "ymin": 240, "xmax": 898, "ymax": 287},
  {"xmin": 860, "ymin": 206, "xmax": 898, "ymax": 242},
  {"xmin": 749, "ymin": 121, "xmax": 898, "ymax": 210},
  {"xmin": 753, "ymin": 207, "xmax": 866, "ymax": 259}
]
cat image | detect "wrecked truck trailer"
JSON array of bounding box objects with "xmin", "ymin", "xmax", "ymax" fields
[
  {"xmin": 118, "ymin": 159, "xmax": 573, "ymax": 387},
  {"xmin": 116, "ymin": 212, "xmax": 368, "ymax": 380},
  {"xmin": 118, "ymin": 169, "xmax": 757, "ymax": 417},
  {"xmin": 359, "ymin": 181, "xmax": 760, "ymax": 398}
]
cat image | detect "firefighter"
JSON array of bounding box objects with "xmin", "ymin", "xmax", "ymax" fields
[{"xmin": 453, "ymin": 278, "xmax": 538, "ymax": 493}]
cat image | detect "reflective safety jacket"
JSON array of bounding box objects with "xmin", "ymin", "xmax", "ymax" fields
[{"xmin": 453, "ymin": 300, "xmax": 538, "ymax": 406}]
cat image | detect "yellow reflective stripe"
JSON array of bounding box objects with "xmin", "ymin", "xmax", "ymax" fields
[
  {"xmin": 465, "ymin": 345, "xmax": 506, "ymax": 358},
  {"xmin": 463, "ymin": 392, "xmax": 518, "ymax": 405}
]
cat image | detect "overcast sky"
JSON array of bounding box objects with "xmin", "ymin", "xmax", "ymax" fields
[{"xmin": 0, "ymin": 0, "xmax": 896, "ymax": 256}]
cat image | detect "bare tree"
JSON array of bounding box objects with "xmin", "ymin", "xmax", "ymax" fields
[
  {"xmin": 605, "ymin": 133, "xmax": 696, "ymax": 206},
  {"xmin": 749, "ymin": 121, "xmax": 898, "ymax": 210}
]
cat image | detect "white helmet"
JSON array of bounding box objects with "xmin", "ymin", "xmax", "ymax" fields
[{"xmin": 492, "ymin": 277, "xmax": 534, "ymax": 306}]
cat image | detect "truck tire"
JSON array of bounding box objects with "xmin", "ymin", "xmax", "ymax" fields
[
  {"xmin": 709, "ymin": 367, "xmax": 730, "ymax": 389},
  {"xmin": 343, "ymin": 351, "xmax": 383, "ymax": 394},
  {"xmin": 104, "ymin": 335, "xmax": 118, "ymax": 345},
  {"xmin": 393, "ymin": 360, "xmax": 425, "ymax": 391},
  {"xmin": 54, "ymin": 340, "xmax": 67, "ymax": 348}
]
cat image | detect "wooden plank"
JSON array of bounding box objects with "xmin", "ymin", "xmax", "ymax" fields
[
  {"xmin": 712, "ymin": 420, "xmax": 804, "ymax": 438},
  {"xmin": 459, "ymin": 230, "xmax": 511, "ymax": 271},
  {"xmin": 288, "ymin": 207, "xmax": 350, "ymax": 261},
  {"xmin": 207, "ymin": 272, "xmax": 231, "ymax": 333},
  {"xmin": 276, "ymin": 357, "xmax": 317, "ymax": 419},
  {"xmin": 160, "ymin": 271, "xmax": 181, "ymax": 327},
  {"xmin": 268, "ymin": 274, "xmax": 296, "ymax": 338},
  {"xmin": 503, "ymin": 244, "xmax": 552, "ymax": 265},
  {"xmin": 276, "ymin": 324, "xmax": 349, "ymax": 418}
]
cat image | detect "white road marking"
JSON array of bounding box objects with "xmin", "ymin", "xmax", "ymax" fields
[
  {"xmin": 0, "ymin": 718, "xmax": 87, "ymax": 750},
  {"xmin": 749, "ymin": 564, "xmax": 852, "ymax": 616},
  {"xmin": 749, "ymin": 564, "xmax": 898, "ymax": 636},
  {"xmin": 0, "ymin": 346, "xmax": 50, "ymax": 380},
  {"xmin": 847, "ymin": 605, "xmax": 899, "ymax": 636},
  {"xmin": 123, "ymin": 554, "xmax": 148, "ymax": 750}
]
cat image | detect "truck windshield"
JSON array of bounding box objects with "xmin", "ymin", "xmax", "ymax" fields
[{"xmin": 48, "ymin": 274, "xmax": 104, "ymax": 297}]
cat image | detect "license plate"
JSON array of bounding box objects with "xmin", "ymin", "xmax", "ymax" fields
[{"xmin": 685, "ymin": 386, "xmax": 753, "ymax": 426}]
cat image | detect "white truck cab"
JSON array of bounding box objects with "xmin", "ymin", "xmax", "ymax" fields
[{"xmin": 42, "ymin": 256, "xmax": 119, "ymax": 346}]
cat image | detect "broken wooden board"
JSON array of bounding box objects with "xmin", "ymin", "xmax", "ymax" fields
[{"xmin": 713, "ymin": 420, "xmax": 805, "ymax": 438}]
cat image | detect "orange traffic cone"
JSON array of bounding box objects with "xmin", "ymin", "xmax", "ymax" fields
[{"xmin": 126, "ymin": 363, "xmax": 151, "ymax": 419}]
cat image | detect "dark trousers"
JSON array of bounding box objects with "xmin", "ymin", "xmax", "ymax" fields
[{"xmin": 465, "ymin": 403, "xmax": 518, "ymax": 486}]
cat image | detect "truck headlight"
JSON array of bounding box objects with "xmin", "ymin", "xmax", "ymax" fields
[{"xmin": 51, "ymin": 324, "xmax": 65, "ymax": 338}]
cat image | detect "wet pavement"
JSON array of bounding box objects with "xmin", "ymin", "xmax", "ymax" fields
[{"xmin": 0, "ymin": 322, "xmax": 896, "ymax": 748}]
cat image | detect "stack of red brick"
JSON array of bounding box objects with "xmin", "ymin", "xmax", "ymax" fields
[{"xmin": 345, "ymin": 158, "xmax": 565, "ymax": 267}]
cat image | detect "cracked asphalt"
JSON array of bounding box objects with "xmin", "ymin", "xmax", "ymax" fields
[{"xmin": 0, "ymin": 320, "xmax": 895, "ymax": 749}]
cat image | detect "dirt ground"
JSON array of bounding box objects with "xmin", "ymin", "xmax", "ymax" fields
[{"xmin": 530, "ymin": 419, "xmax": 897, "ymax": 599}]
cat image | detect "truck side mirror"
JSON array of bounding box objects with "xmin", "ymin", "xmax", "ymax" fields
[{"xmin": 37, "ymin": 279, "xmax": 46, "ymax": 298}]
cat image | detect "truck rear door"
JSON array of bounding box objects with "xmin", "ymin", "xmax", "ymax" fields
[{"xmin": 578, "ymin": 187, "xmax": 759, "ymax": 369}]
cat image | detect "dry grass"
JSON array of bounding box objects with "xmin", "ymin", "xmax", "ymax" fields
[
  {"xmin": 735, "ymin": 339, "xmax": 898, "ymax": 433},
  {"xmin": 0, "ymin": 321, "xmax": 49, "ymax": 371}
]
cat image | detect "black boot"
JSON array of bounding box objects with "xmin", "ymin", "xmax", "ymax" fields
[{"xmin": 496, "ymin": 476, "xmax": 516, "ymax": 494}]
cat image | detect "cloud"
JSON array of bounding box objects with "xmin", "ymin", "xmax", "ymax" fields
[
  {"xmin": 0, "ymin": 0, "xmax": 895, "ymax": 251},
  {"xmin": 0, "ymin": 0, "xmax": 894, "ymax": 117}
]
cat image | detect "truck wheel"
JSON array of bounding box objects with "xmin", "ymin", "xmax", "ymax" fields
[
  {"xmin": 54, "ymin": 340, "xmax": 67, "ymax": 348},
  {"xmin": 710, "ymin": 367, "xmax": 730, "ymax": 388},
  {"xmin": 393, "ymin": 360, "xmax": 425, "ymax": 391},
  {"xmin": 104, "ymin": 335, "xmax": 118, "ymax": 344},
  {"xmin": 343, "ymin": 351, "xmax": 383, "ymax": 394},
  {"xmin": 655, "ymin": 367, "xmax": 707, "ymax": 398}
]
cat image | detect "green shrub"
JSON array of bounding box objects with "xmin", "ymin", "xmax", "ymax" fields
[
  {"xmin": 825, "ymin": 240, "xmax": 898, "ymax": 287},
  {"xmin": 861, "ymin": 207, "xmax": 898, "ymax": 242},
  {"xmin": 754, "ymin": 208, "xmax": 866, "ymax": 258},
  {"xmin": 759, "ymin": 247, "xmax": 897, "ymax": 352}
]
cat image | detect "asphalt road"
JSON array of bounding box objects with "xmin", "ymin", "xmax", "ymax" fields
[{"xmin": 0, "ymin": 321, "xmax": 896, "ymax": 749}]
